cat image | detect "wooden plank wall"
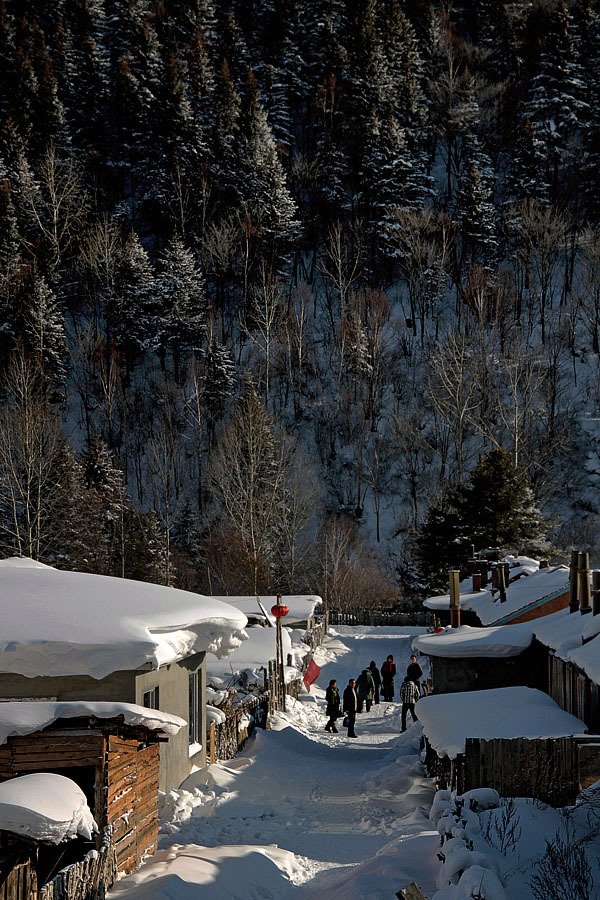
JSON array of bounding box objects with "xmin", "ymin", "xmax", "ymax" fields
[
  {"xmin": 0, "ymin": 731, "xmax": 104, "ymax": 785},
  {"xmin": 464, "ymin": 737, "xmax": 579, "ymax": 807},
  {"xmin": 105, "ymin": 736, "xmax": 159, "ymax": 874}
]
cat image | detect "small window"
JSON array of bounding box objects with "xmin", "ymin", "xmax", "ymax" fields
[
  {"xmin": 143, "ymin": 686, "xmax": 159, "ymax": 709},
  {"xmin": 189, "ymin": 672, "xmax": 198, "ymax": 743}
]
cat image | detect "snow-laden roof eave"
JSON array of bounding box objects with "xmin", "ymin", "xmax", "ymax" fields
[
  {"xmin": 0, "ymin": 700, "xmax": 186, "ymax": 746},
  {"xmin": 0, "ymin": 562, "xmax": 249, "ymax": 679}
]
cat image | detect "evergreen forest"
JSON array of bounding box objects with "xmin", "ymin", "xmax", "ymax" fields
[{"xmin": 1, "ymin": 0, "xmax": 598, "ymax": 601}]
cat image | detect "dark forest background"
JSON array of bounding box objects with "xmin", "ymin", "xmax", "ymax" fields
[{"xmin": 1, "ymin": 0, "xmax": 598, "ymax": 602}]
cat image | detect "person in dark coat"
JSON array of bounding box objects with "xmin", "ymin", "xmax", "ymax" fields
[
  {"xmin": 342, "ymin": 678, "xmax": 358, "ymax": 738},
  {"xmin": 369, "ymin": 660, "xmax": 381, "ymax": 704},
  {"xmin": 400, "ymin": 677, "xmax": 420, "ymax": 731},
  {"xmin": 355, "ymin": 666, "xmax": 375, "ymax": 712},
  {"xmin": 407, "ymin": 655, "xmax": 423, "ymax": 695},
  {"xmin": 324, "ymin": 679, "xmax": 341, "ymax": 733},
  {"xmin": 380, "ymin": 655, "xmax": 396, "ymax": 701}
]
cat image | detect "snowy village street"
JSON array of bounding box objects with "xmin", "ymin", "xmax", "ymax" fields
[{"xmin": 108, "ymin": 627, "xmax": 440, "ymax": 899}]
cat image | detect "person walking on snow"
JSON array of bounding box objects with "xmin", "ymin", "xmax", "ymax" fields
[
  {"xmin": 369, "ymin": 660, "xmax": 382, "ymax": 704},
  {"xmin": 407, "ymin": 655, "xmax": 423, "ymax": 695},
  {"xmin": 324, "ymin": 679, "xmax": 341, "ymax": 733},
  {"xmin": 381, "ymin": 655, "xmax": 396, "ymax": 701},
  {"xmin": 356, "ymin": 666, "xmax": 375, "ymax": 713},
  {"xmin": 343, "ymin": 678, "xmax": 358, "ymax": 738},
  {"xmin": 400, "ymin": 677, "xmax": 420, "ymax": 731}
]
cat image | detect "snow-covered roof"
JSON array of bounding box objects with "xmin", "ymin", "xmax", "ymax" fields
[
  {"xmin": 0, "ymin": 558, "xmax": 248, "ymax": 679},
  {"xmin": 413, "ymin": 623, "xmax": 535, "ymax": 658},
  {"xmin": 212, "ymin": 595, "xmax": 321, "ymax": 625},
  {"xmin": 424, "ymin": 565, "xmax": 569, "ymax": 625},
  {"xmin": 0, "ymin": 700, "xmax": 186, "ymax": 746},
  {"xmin": 207, "ymin": 624, "xmax": 297, "ymax": 685},
  {"xmin": 0, "ymin": 773, "xmax": 96, "ymax": 843},
  {"xmin": 532, "ymin": 607, "xmax": 600, "ymax": 685},
  {"xmin": 417, "ymin": 687, "xmax": 586, "ymax": 759}
]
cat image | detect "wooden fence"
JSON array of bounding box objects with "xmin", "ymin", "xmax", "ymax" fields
[
  {"xmin": 39, "ymin": 828, "xmax": 118, "ymax": 900},
  {"xmin": 327, "ymin": 610, "xmax": 433, "ymax": 628},
  {"xmin": 207, "ymin": 620, "xmax": 327, "ymax": 763},
  {"xmin": 426, "ymin": 735, "xmax": 600, "ymax": 808},
  {"xmin": 208, "ymin": 694, "xmax": 268, "ymax": 763}
]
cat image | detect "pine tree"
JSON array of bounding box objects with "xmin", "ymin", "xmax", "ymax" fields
[
  {"xmin": 526, "ymin": 0, "xmax": 587, "ymax": 201},
  {"xmin": 112, "ymin": 231, "xmax": 156, "ymax": 369},
  {"xmin": 237, "ymin": 69, "xmax": 297, "ymax": 243},
  {"xmin": 21, "ymin": 271, "xmax": 67, "ymax": 383},
  {"xmin": 153, "ymin": 235, "xmax": 206, "ymax": 381},
  {"xmin": 506, "ymin": 115, "xmax": 549, "ymax": 206},
  {"xmin": 455, "ymin": 137, "xmax": 497, "ymax": 270}
]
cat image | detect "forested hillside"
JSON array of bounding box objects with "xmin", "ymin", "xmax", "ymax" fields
[{"xmin": 1, "ymin": 0, "xmax": 598, "ymax": 600}]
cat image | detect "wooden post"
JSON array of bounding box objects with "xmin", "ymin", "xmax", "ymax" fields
[
  {"xmin": 209, "ymin": 721, "xmax": 216, "ymax": 764},
  {"xmin": 491, "ymin": 564, "xmax": 498, "ymax": 589},
  {"xmin": 472, "ymin": 572, "xmax": 481, "ymax": 592},
  {"xmin": 569, "ymin": 549, "xmax": 580, "ymax": 613},
  {"xmin": 449, "ymin": 569, "xmax": 461, "ymax": 628},
  {"xmin": 592, "ymin": 570, "xmax": 600, "ymax": 616},
  {"xmin": 579, "ymin": 551, "xmax": 591, "ymax": 615},
  {"xmin": 396, "ymin": 884, "xmax": 427, "ymax": 900}
]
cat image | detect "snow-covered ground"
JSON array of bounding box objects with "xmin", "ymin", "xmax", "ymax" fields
[
  {"xmin": 107, "ymin": 625, "xmax": 600, "ymax": 899},
  {"xmin": 109, "ymin": 625, "xmax": 440, "ymax": 899}
]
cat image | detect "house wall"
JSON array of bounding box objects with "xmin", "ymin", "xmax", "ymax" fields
[
  {"xmin": 134, "ymin": 651, "xmax": 206, "ymax": 791},
  {"xmin": 429, "ymin": 642, "xmax": 547, "ymax": 695},
  {"xmin": 491, "ymin": 590, "xmax": 570, "ymax": 625},
  {"xmin": 0, "ymin": 651, "xmax": 207, "ymax": 791}
]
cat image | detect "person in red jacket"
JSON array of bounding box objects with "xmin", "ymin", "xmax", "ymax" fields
[{"xmin": 380, "ymin": 655, "xmax": 396, "ymax": 701}]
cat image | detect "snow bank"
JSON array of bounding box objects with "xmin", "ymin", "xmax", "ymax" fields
[
  {"xmin": 413, "ymin": 623, "xmax": 534, "ymax": 658},
  {"xmin": 0, "ymin": 773, "xmax": 96, "ymax": 843},
  {"xmin": 418, "ymin": 687, "xmax": 586, "ymax": 759},
  {"xmin": 0, "ymin": 700, "xmax": 186, "ymax": 746},
  {"xmin": 0, "ymin": 560, "xmax": 248, "ymax": 679},
  {"xmin": 107, "ymin": 842, "xmax": 307, "ymax": 899}
]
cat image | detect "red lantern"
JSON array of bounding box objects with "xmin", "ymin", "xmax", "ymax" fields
[
  {"xmin": 432, "ymin": 626, "xmax": 445, "ymax": 634},
  {"xmin": 271, "ymin": 599, "xmax": 289, "ymax": 618}
]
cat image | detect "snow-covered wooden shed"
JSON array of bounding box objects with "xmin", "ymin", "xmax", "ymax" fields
[
  {"xmin": 0, "ymin": 701, "xmax": 185, "ymax": 876},
  {"xmin": 0, "ymin": 558, "xmax": 247, "ymax": 790}
]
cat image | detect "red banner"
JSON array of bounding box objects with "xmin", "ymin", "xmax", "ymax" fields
[{"xmin": 303, "ymin": 658, "xmax": 321, "ymax": 692}]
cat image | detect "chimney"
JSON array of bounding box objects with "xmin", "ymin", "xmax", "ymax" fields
[
  {"xmin": 579, "ymin": 552, "xmax": 592, "ymax": 615},
  {"xmin": 569, "ymin": 549, "xmax": 580, "ymax": 613},
  {"xmin": 497, "ymin": 563, "xmax": 507, "ymax": 603},
  {"xmin": 472, "ymin": 572, "xmax": 481, "ymax": 592},
  {"xmin": 539, "ymin": 559, "xmax": 548, "ymax": 569},
  {"xmin": 449, "ymin": 569, "xmax": 461, "ymax": 628},
  {"xmin": 478, "ymin": 561, "xmax": 489, "ymax": 588},
  {"xmin": 592, "ymin": 570, "xmax": 600, "ymax": 616},
  {"xmin": 491, "ymin": 564, "xmax": 498, "ymax": 590}
]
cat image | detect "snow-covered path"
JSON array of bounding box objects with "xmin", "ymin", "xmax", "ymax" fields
[{"xmin": 109, "ymin": 627, "xmax": 439, "ymax": 899}]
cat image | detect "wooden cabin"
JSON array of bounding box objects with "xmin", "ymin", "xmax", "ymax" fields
[{"xmin": 0, "ymin": 703, "xmax": 185, "ymax": 877}]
